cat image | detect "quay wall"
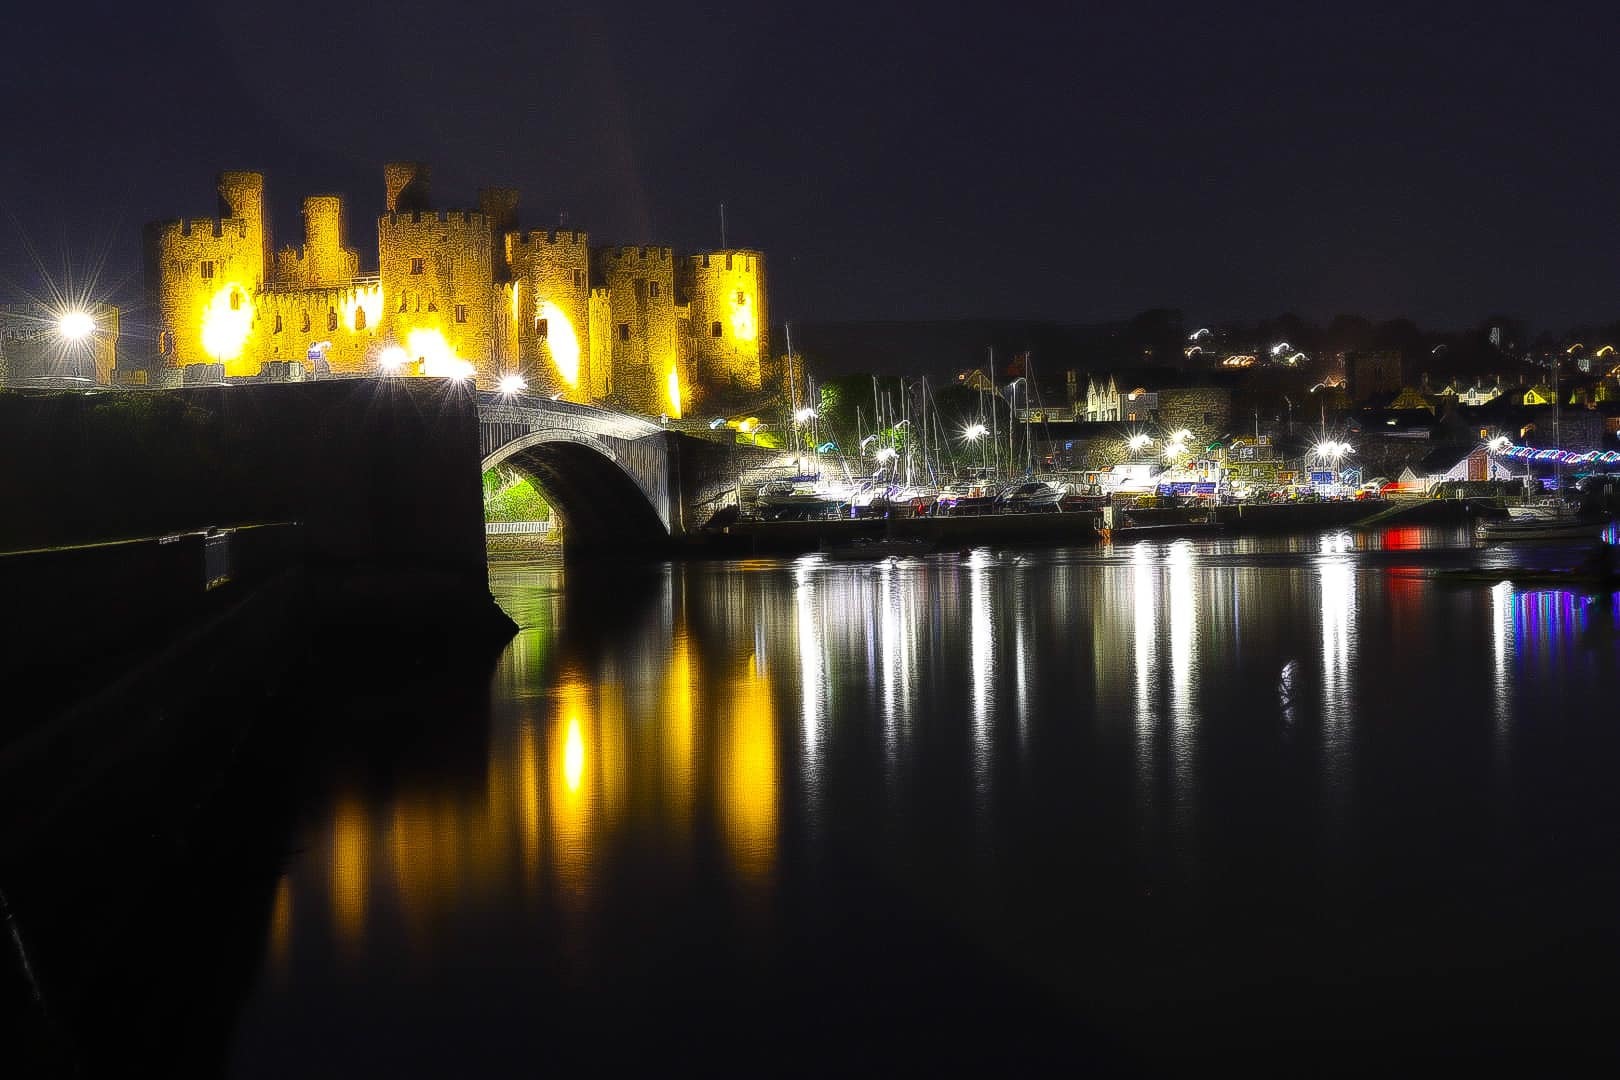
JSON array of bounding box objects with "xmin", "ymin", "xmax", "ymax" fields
[{"xmin": 0, "ymin": 381, "xmax": 488, "ymax": 575}]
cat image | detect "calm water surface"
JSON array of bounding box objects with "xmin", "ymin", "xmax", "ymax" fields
[{"xmin": 228, "ymin": 529, "xmax": 1620, "ymax": 1071}]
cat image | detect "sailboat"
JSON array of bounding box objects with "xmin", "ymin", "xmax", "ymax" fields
[{"xmin": 1480, "ymin": 357, "xmax": 1608, "ymax": 542}]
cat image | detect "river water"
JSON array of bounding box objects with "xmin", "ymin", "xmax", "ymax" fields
[{"xmin": 225, "ymin": 528, "xmax": 1620, "ymax": 1071}]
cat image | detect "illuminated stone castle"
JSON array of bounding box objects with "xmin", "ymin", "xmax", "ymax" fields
[{"xmin": 144, "ymin": 164, "xmax": 770, "ymax": 416}]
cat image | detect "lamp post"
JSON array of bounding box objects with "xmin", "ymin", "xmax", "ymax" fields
[{"xmin": 962, "ymin": 423, "xmax": 989, "ymax": 471}]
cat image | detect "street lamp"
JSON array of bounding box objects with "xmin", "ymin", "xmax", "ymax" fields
[
  {"xmin": 497, "ymin": 373, "xmax": 528, "ymax": 396},
  {"xmin": 379, "ymin": 345, "xmax": 407, "ymax": 374},
  {"xmin": 57, "ymin": 310, "xmax": 96, "ymax": 341},
  {"xmin": 962, "ymin": 423, "xmax": 989, "ymax": 470}
]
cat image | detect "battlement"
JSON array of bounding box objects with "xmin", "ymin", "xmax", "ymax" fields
[
  {"xmin": 508, "ymin": 228, "xmax": 589, "ymax": 249},
  {"xmin": 381, "ymin": 209, "xmax": 489, "ymax": 228},
  {"xmin": 261, "ymin": 281, "xmax": 381, "ymax": 307},
  {"xmin": 152, "ymin": 217, "xmax": 250, "ymax": 244},
  {"xmin": 594, "ymin": 245, "xmax": 673, "ymax": 265},
  {"xmin": 686, "ymin": 249, "xmax": 763, "ymax": 271}
]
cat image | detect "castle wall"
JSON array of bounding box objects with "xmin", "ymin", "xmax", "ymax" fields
[
  {"xmin": 682, "ymin": 250, "xmax": 767, "ymax": 401},
  {"xmin": 507, "ymin": 230, "xmax": 592, "ymax": 401},
  {"xmin": 258, "ymin": 284, "xmax": 385, "ymax": 374},
  {"xmin": 592, "ymin": 246, "xmax": 679, "ymax": 416},
  {"xmin": 378, "ymin": 210, "xmax": 496, "ymax": 382}
]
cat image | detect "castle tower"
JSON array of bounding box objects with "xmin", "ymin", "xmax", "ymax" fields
[
  {"xmin": 378, "ymin": 165, "xmax": 496, "ymax": 384},
  {"xmin": 681, "ymin": 250, "xmax": 767, "ymax": 402},
  {"xmin": 216, "ymin": 171, "xmax": 268, "ymax": 291},
  {"xmin": 274, "ymin": 195, "xmax": 359, "ymax": 289},
  {"xmin": 384, "ymin": 161, "xmax": 432, "ymax": 213},
  {"xmin": 144, "ymin": 170, "xmax": 270, "ymax": 378},
  {"xmin": 506, "ymin": 229, "xmax": 592, "ymax": 401},
  {"xmin": 590, "ymin": 246, "xmax": 679, "ymax": 416},
  {"xmin": 480, "ymin": 188, "xmax": 520, "ymax": 279}
]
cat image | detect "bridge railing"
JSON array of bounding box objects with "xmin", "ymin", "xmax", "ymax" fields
[{"xmin": 484, "ymin": 520, "xmax": 554, "ymax": 535}]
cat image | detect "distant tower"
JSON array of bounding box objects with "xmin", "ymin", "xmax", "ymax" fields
[
  {"xmin": 378, "ymin": 164, "xmax": 496, "ymax": 383},
  {"xmin": 590, "ymin": 246, "xmax": 679, "ymax": 415},
  {"xmin": 144, "ymin": 170, "xmax": 269, "ymax": 378},
  {"xmin": 681, "ymin": 250, "xmax": 768, "ymax": 400},
  {"xmin": 506, "ymin": 229, "xmax": 592, "ymax": 401}
]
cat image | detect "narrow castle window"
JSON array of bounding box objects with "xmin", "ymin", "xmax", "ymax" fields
[
  {"xmin": 355, "ymin": 307, "xmax": 367, "ymax": 331},
  {"xmin": 573, "ymin": 269, "xmax": 586, "ymax": 288},
  {"xmin": 160, "ymin": 330, "xmax": 174, "ymax": 355},
  {"xmin": 274, "ymin": 314, "xmax": 283, "ymax": 333},
  {"xmin": 737, "ymin": 290, "xmax": 747, "ymax": 305},
  {"xmin": 200, "ymin": 261, "xmax": 214, "ymax": 280},
  {"xmin": 301, "ymin": 312, "xmax": 311, "ymax": 333},
  {"xmin": 229, "ymin": 289, "xmax": 241, "ymax": 311},
  {"xmin": 619, "ymin": 323, "xmax": 630, "ymax": 342},
  {"xmin": 535, "ymin": 317, "xmax": 548, "ymax": 339},
  {"xmin": 327, "ymin": 309, "xmax": 338, "ymax": 331},
  {"xmin": 455, "ymin": 304, "xmax": 467, "ymax": 324},
  {"xmin": 410, "ymin": 257, "xmax": 425, "ymax": 275},
  {"xmin": 711, "ymin": 321, "xmax": 723, "ymax": 338},
  {"xmin": 649, "ymin": 281, "xmax": 660, "ymax": 299},
  {"xmin": 398, "ymin": 294, "xmax": 408, "ymax": 313}
]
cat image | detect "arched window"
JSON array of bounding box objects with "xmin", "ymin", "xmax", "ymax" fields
[
  {"xmin": 711, "ymin": 321, "xmax": 723, "ymax": 338},
  {"xmin": 327, "ymin": 309, "xmax": 338, "ymax": 332},
  {"xmin": 274, "ymin": 314, "xmax": 283, "ymax": 333},
  {"xmin": 398, "ymin": 293, "xmax": 408, "ymax": 313},
  {"xmin": 228, "ymin": 289, "xmax": 241, "ymax": 311},
  {"xmin": 160, "ymin": 330, "xmax": 174, "ymax": 355},
  {"xmin": 534, "ymin": 317, "xmax": 548, "ymax": 339},
  {"xmin": 301, "ymin": 312, "xmax": 311, "ymax": 333},
  {"xmin": 354, "ymin": 306, "xmax": 366, "ymax": 331}
]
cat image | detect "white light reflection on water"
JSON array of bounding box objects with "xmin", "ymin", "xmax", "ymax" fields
[
  {"xmin": 1491, "ymin": 580, "xmax": 1512, "ymax": 758},
  {"xmin": 969, "ymin": 551, "xmax": 995, "ymax": 805},
  {"xmin": 794, "ymin": 559, "xmax": 825, "ymax": 777},
  {"xmin": 1132, "ymin": 543, "xmax": 1158, "ymax": 826},
  {"xmin": 1167, "ymin": 541, "xmax": 1197, "ymax": 842},
  {"xmin": 1319, "ymin": 553, "xmax": 1356, "ymax": 813}
]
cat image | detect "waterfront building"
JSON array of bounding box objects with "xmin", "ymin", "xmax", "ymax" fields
[{"xmin": 143, "ymin": 166, "xmax": 773, "ymax": 417}]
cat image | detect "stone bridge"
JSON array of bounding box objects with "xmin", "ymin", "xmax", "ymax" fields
[{"xmin": 477, "ymin": 394, "xmax": 787, "ymax": 551}]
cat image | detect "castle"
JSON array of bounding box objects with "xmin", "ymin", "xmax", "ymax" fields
[{"xmin": 143, "ymin": 164, "xmax": 772, "ymax": 417}]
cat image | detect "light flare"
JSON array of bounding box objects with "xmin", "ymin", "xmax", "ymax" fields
[
  {"xmin": 200, "ymin": 284, "xmax": 253, "ymax": 362},
  {"xmin": 539, "ymin": 301, "xmax": 580, "ymax": 387}
]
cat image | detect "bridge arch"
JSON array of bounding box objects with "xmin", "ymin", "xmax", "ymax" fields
[{"xmin": 482, "ymin": 426, "xmax": 673, "ymax": 552}]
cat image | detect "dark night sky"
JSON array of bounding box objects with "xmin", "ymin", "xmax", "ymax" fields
[{"xmin": 3, "ymin": 0, "xmax": 1618, "ymax": 332}]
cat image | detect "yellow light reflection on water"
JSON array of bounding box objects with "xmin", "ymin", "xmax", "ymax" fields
[
  {"xmin": 548, "ymin": 678, "xmax": 595, "ymax": 902},
  {"xmin": 723, "ymin": 655, "xmax": 777, "ymax": 881},
  {"xmin": 663, "ymin": 633, "xmax": 696, "ymax": 819},
  {"xmin": 564, "ymin": 717, "xmax": 585, "ymax": 792},
  {"xmin": 268, "ymin": 874, "xmax": 292, "ymax": 974},
  {"xmin": 330, "ymin": 798, "xmax": 368, "ymax": 948},
  {"xmin": 519, "ymin": 718, "xmax": 542, "ymax": 876}
]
